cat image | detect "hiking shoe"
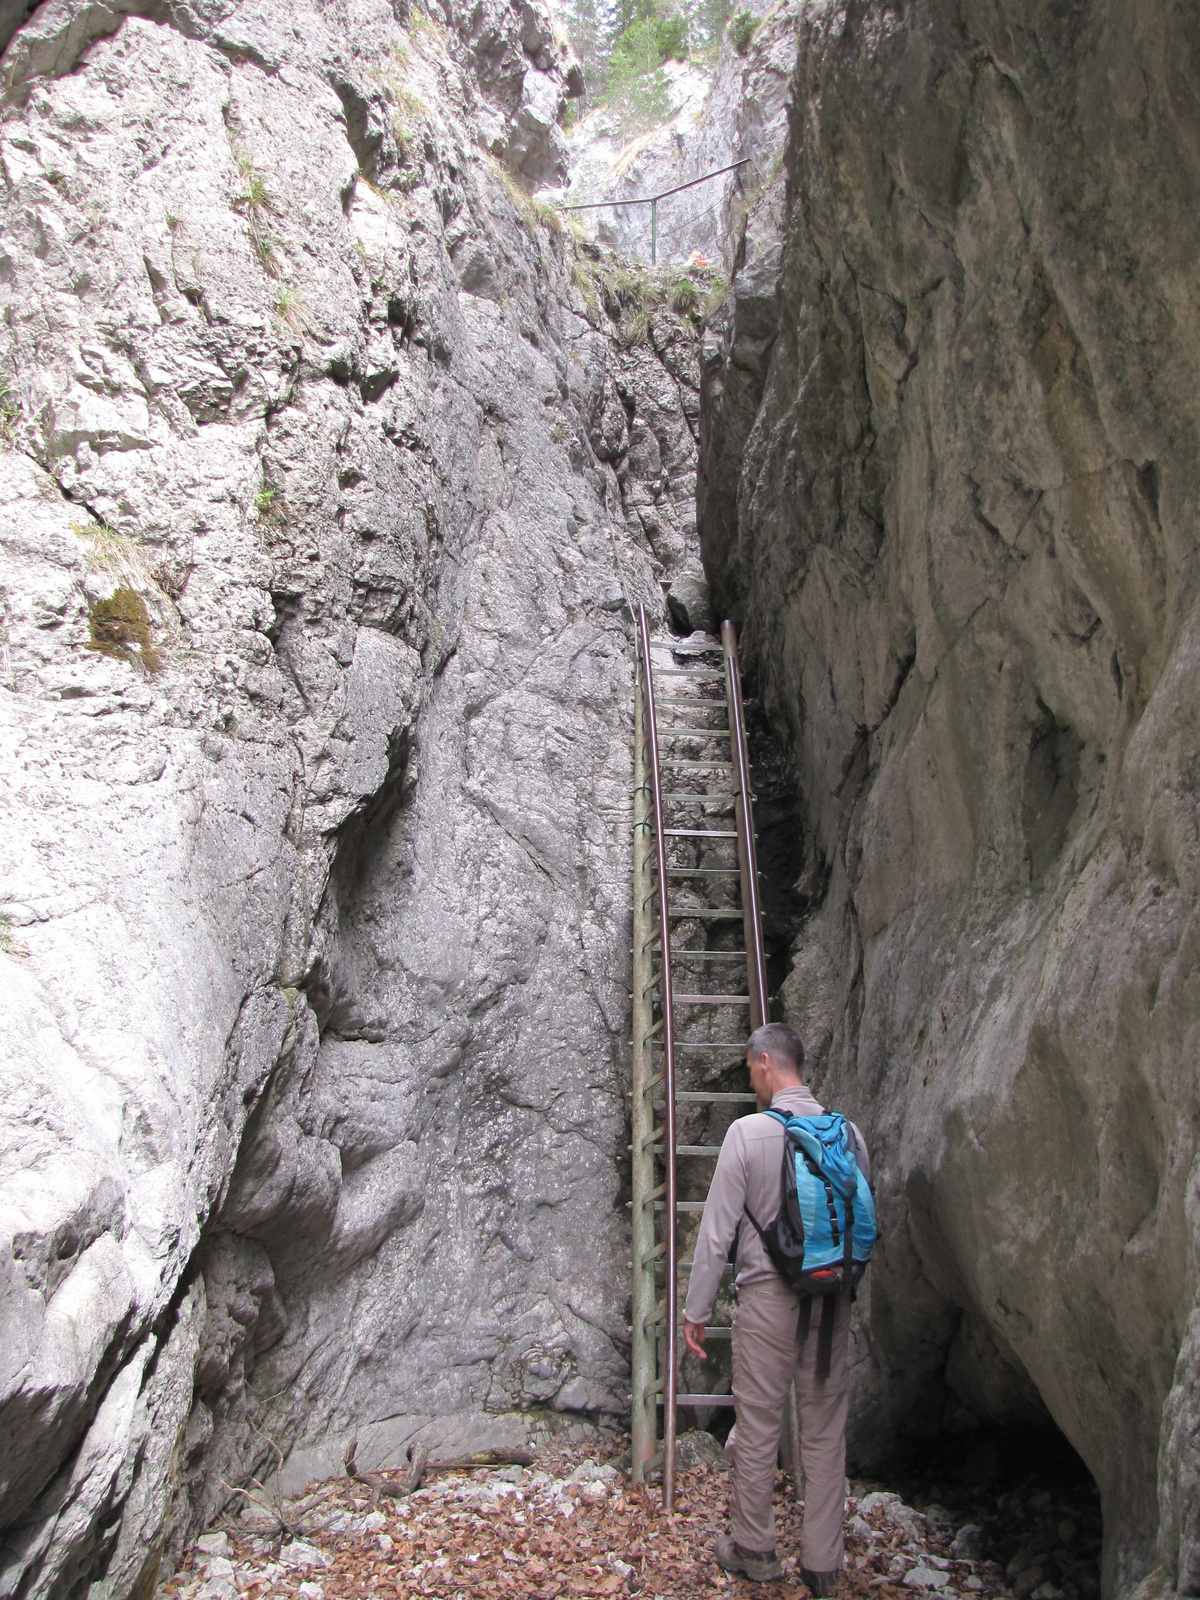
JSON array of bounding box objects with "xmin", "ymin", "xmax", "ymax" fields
[
  {"xmin": 714, "ymin": 1535, "xmax": 783, "ymax": 1583},
  {"xmin": 801, "ymin": 1567, "xmax": 840, "ymax": 1596}
]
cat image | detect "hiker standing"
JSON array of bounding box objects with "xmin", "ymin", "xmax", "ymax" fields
[{"xmin": 683, "ymin": 1022, "xmax": 873, "ymax": 1590}]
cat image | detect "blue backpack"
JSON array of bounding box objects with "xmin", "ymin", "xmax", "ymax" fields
[{"xmin": 744, "ymin": 1110, "xmax": 878, "ymax": 1378}]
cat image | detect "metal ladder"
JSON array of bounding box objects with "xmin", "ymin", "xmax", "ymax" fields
[{"xmin": 630, "ymin": 603, "xmax": 769, "ymax": 1507}]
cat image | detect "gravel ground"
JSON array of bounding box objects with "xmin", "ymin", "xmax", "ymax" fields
[{"xmin": 160, "ymin": 1434, "xmax": 1102, "ymax": 1600}]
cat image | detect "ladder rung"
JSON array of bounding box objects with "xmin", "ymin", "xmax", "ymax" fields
[
  {"xmin": 676, "ymin": 1145, "xmax": 722, "ymax": 1156},
  {"xmin": 661, "ymin": 794, "xmax": 736, "ymax": 804},
  {"xmin": 660, "ymin": 728, "xmax": 732, "ymax": 739},
  {"xmin": 674, "ymin": 1200, "xmax": 706, "ymax": 1212},
  {"xmin": 659, "ymin": 760, "xmax": 735, "ymax": 770},
  {"xmin": 667, "ymin": 869, "xmax": 741, "ymax": 876},
  {"xmin": 676, "ymin": 993, "xmax": 752, "ymax": 1005},
  {"xmin": 677, "ymin": 1091, "xmax": 757, "ymax": 1102},
  {"xmin": 653, "ymin": 1040, "xmax": 747, "ymax": 1050},
  {"xmin": 664, "ymin": 828, "xmax": 738, "ymax": 838},
  {"xmin": 671, "ymin": 949, "xmax": 748, "ymax": 959},
  {"xmin": 676, "ymin": 1393, "xmax": 736, "ymax": 1407},
  {"xmin": 651, "ymin": 669, "xmax": 726, "ymax": 680},
  {"xmin": 669, "ymin": 909, "xmax": 744, "ymax": 920},
  {"xmin": 702, "ymin": 1328, "xmax": 732, "ymax": 1339},
  {"xmin": 665, "ymin": 642, "xmax": 722, "ymax": 654},
  {"xmin": 655, "ymin": 697, "xmax": 727, "ymax": 708}
]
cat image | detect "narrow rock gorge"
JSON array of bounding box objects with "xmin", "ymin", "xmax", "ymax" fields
[{"xmin": 1, "ymin": 2, "xmax": 1197, "ymax": 1600}]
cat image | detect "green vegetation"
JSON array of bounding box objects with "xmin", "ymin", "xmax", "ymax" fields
[
  {"xmin": 489, "ymin": 156, "xmax": 567, "ymax": 243},
  {"xmin": 0, "ymin": 383, "xmax": 19, "ymax": 447},
  {"xmin": 363, "ymin": 53, "xmax": 428, "ymax": 183},
  {"xmin": 557, "ymin": 0, "xmax": 735, "ymax": 124},
  {"xmin": 606, "ymin": 17, "xmax": 672, "ymax": 132},
  {"xmin": 408, "ymin": 4, "xmax": 445, "ymax": 43},
  {"xmin": 72, "ymin": 521, "xmax": 151, "ymax": 586},
  {"xmin": 570, "ymin": 253, "xmax": 710, "ymax": 345},
  {"xmin": 669, "ymin": 274, "xmax": 702, "ymax": 314},
  {"xmin": 391, "ymin": 84, "xmax": 427, "ymax": 123},
  {"xmin": 701, "ymin": 272, "xmax": 730, "ymax": 319},
  {"xmin": 87, "ymin": 587, "xmax": 162, "ymax": 675},
  {"xmin": 275, "ymin": 286, "xmax": 308, "ymax": 336},
  {"xmin": 255, "ymin": 485, "xmax": 287, "ymax": 523},
  {"xmin": 230, "ymin": 144, "xmax": 282, "ymax": 276},
  {"xmin": 728, "ymin": 9, "xmax": 757, "ymax": 50},
  {"xmin": 390, "ymin": 85, "xmax": 429, "ymax": 175}
]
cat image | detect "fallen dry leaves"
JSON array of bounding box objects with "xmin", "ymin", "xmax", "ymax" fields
[{"xmin": 163, "ymin": 1435, "xmax": 1098, "ymax": 1600}]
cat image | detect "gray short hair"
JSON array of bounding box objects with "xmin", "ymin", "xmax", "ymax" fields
[{"xmin": 746, "ymin": 1022, "xmax": 804, "ymax": 1073}]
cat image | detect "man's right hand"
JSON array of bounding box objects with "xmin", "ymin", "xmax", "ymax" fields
[{"xmin": 683, "ymin": 1319, "xmax": 707, "ymax": 1359}]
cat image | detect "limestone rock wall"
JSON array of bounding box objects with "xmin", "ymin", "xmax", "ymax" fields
[
  {"xmin": 0, "ymin": 1, "xmax": 709, "ymax": 1593},
  {"xmin": 555, "ymin": 4, "xmax": 797, "ymax": 271},
  {"xmin": 698, "ymin": 3, "xmax": 1200, "ymax": 1596}
]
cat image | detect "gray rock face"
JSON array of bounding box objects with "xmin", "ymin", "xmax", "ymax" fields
[
  {"xmin": 0, "ymin": 0, "xmax": 704, "ymax": 1592},
  {"xmin": 552, "ymin": 2, "xmax": 794, "ymax": 270},
  {"xmin": 698, "ymin": 2, "xmax": 1200, "ymax": 1597}
]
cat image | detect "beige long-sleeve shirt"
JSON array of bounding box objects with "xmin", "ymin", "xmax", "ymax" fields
[{"xmin": 683, "ymin": 1085, "xmax": 871, "ymax": 1326}]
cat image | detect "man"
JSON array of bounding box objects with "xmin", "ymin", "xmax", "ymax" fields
[{"xmin": 683, "ymin": 1022, "xmax": 870, "ymax": 1590}]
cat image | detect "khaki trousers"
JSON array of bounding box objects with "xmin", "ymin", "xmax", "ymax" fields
[{"xmin": 729, "ymin": 1276, "xmax": 851, "ymax": 1568}]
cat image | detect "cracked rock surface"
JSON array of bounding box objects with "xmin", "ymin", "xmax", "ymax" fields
[
  {"xmin": 698, "ymin": 3, "xmax": 1200, "ymax": 1597},
  {"xmin": 0, "ymin": 0, "xmax": 712, "ymax": 1593}
]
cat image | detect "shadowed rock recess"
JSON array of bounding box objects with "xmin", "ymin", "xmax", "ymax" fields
[{"xmin": 699, "ymin": 3, "xmax": 1200, "ymax": 1599}]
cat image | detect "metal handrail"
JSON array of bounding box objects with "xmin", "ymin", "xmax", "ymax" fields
[
  {"xmin": 722, "ymin": 620, "xmax": 768, "ymax": 1029},
  {"xmin": 635, "ymin": 603, "xmax": 679, "ymax": 1505},
  {"xmin": 558, "ymin": 158, "xmax": 750, "ymax": 266}
]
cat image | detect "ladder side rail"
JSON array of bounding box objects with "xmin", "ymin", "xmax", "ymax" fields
[
  {"xmin": 723, "ymin": 620, "xmax": 808, "ymax": 1495},
  {"xmin": 630, "ymin": 672, "xmax": 658, "ymax": 1483},
  {"xmin": 721, "ymin": 619, "xmax": 768, "ymax": 1030},
  {"xmin": 636, "ymin": 605, "xmax": 680, "ymax": 1509}
]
